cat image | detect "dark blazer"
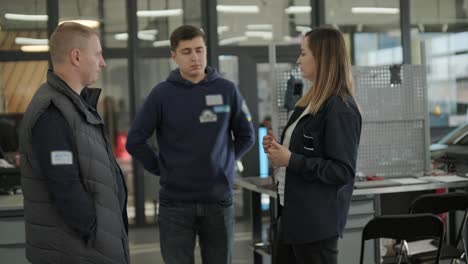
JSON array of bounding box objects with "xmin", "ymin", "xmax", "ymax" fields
[{"xmin": 279, "ymin": 94, "xmax": 362, "ymax": 244}]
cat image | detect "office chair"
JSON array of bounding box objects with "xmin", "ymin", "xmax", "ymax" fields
[
  {"xmin": 408, "ymin": 192, "xmax": 468, "ymax": 264},
  {"xmin": 360, "ymin": 214, "xmax": 444, "ymax": 264}
]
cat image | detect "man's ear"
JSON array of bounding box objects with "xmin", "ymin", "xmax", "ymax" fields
[
  {"xmin": 70, "ymin": 49, "xmax": 80, "ymax": 66},
  {"xmin": 171, "ymin": 50, "xmax": 176, "ymax": 60}
]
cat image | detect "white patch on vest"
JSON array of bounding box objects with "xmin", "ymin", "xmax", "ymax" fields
[
  {"xmin": 205, "ymin": 94, "xmax": 223, "ymax": 106},
  {"xmin": 199, "ymin": 109, "xmax": 218, "ymax": 123},
  {"xmin": 50, "ymin": 151, "xmax": 73, "ymax": 165}
]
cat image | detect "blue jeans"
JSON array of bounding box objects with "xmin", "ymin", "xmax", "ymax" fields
[{"xmin": 158, "ymin": 199, "xmax": 235, "ymax": 264}]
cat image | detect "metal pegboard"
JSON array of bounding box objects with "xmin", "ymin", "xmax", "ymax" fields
[
  {"xmin": 354, "ymin": 65, "xmax": 429, "ymax": 177},
  {"xmin": 357, "ymin": 121, "xmax": 426, "ymax": 177},
  {"xmin": 353, "ymin": 66, "xmax": 427, "ymax": 123},
  {"xmin": 273, "ymin": 67, "xmax": 305, "ymax": 137},
  {"xmin": 271, "ymin": 65, "xmax": 429, "ymax": 177}
]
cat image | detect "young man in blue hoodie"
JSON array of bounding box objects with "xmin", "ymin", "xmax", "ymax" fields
[{"xmin": 126, "ymin": 25, "xmax": 255, "ymax": 264}]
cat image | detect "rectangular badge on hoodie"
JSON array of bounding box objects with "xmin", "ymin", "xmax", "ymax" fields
[{"xmin": 205, "ymin": 94, "xmax": 223, "ymax": 106}]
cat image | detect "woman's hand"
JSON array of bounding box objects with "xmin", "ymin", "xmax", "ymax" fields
[
  {"xmin": 267, "ymin": 140, "xmax": 291, "ymax": 167},
  {"xmin": 262, "ymin": 130, "xmax": 276, "ymax": 153}
]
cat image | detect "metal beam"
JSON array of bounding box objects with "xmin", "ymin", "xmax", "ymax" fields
[
  {"xmin": 46, "ymin": 0, "xmax": 58, "ymax": 68},
  {"xmin": 238, "ymin": 54, "xmax": 259, "ymax": 178},
  {"xmin": 311, "ymin": 0, "xmax": 325, "ymax": 27},
  {"xmin": 98, "ymin": 0, "xmax": 106, "ymax": 47},
  {"xmin": 400, "ymin": 0, "xmax": 412, "ymax": 64},
  {"xmin": 201, "ymin": 0, "xmax": 219, "ymax": 70},
  {"xmin": 126, "ymin": 0, "xmax": 146, "ymax": 227},
  {"xmin": 0, "ymin": 51, "xmax": 49, "ymax": 62}
]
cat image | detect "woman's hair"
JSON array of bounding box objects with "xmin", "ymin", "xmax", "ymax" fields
[{"xmin": 297, "ymin": 27, "xmax": 357, "ymax": 114}]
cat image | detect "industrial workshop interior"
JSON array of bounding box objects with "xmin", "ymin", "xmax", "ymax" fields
[{"xmin": 1, "ymin": 0, "xmax": 468, "ymax": 263}]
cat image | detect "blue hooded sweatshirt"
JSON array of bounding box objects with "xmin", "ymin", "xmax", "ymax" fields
[{"xmin": 126, "ymin": 66, "xmax": 255, "ymax": 202}]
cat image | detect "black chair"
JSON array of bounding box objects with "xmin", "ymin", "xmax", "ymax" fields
[
  {"xmin": 408, "ymin": 192, "xmax": 468, "ymax": 263},
  {"xmin": 360, "ymin": 214, "xmax": 444, "ymax": 264}
]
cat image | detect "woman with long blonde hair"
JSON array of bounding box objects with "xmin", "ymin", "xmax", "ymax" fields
[{"xmin": 263, "ymin": 27, "xmax": 362, "ymax": 264}]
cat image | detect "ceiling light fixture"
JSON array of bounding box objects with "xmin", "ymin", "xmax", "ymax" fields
[
  {"xmin": 351, "ymin": 7, "xmax": 399, "ymax": 14},
  {"xmin": 283, "ymin": 36, "xmax": 301, "ymax": 43},
  {"xmin": 285, "ymin": 6, "xmax": 312, "ymax": 14},
  {"xmin": 246, "ymin": 24, "xmax": 273, "ymax": 31},
  {"xmin": 21, "ymin": 45, "xmax": 49, "ymax": 52},
  {"xmin": 245, "ymin": 31, "xmax": 273, "ymax": 40},
  {"xmin": 5, "ymin": 13, "xmax": 48, "ymax": 21},
  {"xmin": 59, "ymin": 19, "xmax": 100, "ymax": 28},
  {"xmin": 153, "ymin": 40, "xmax": 170, "ymax": 47},
  {"xmin": 296, "ymin": 26, "xmax": 312, "ymax": 32},
  {"xmin": 218, "ymin": 26, "xmax": 229, "ymax": 34},
  {"xmin": 114, "ymin": 29, "xmax": 158, "ymax": 41},
  {"xmin": 219, "ymin": 36, "xmax": 248, "ymax": 45},
  {"xmin": 15, "ymin": 37, "xmax": 48, "ymax": 45},
  {"xmin": 137, "ymin": 9, "xmax": 183, "ymax": 17},
  {"xmin": 216, "ymin": 5, "xmax": 259, "ymax": 14}
]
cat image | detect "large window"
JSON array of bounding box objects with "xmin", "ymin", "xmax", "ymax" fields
[
  {"xmin": 0, "ymin": 0, "xmax": 47, "ymax": 52},
  {"xmin": 59, "ymin": 0, "xmax": 127, "ymax": 48},
  {"xmin": 136, "ymin": 0, "xmax": 202, "ymax": 49},
  {"xmin": 326, "ymin": 0, "xmax": 402, "ymax": 65},
  {"xmin": 217, "ymin": 0, "xmax": 311, "ymax": 46},
  {"xmin": 411, "ymin": 0, "xmax": 468, "ymax": 125}
]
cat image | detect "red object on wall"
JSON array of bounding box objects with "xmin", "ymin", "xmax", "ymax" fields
[{"xmin": 114, "ymin": 131, "xmax": 131, "ymax": 161}]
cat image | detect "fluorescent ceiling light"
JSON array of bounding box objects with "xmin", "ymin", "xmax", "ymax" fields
[
  {"xmin": 59, "ymin": 19, "xmax": 100, "ymax": 28},
  {"xmin": 137, "ymin": 9, "xmax": 183, "ymax": 17},
  {"xmin": 5, "ymin": 13, "xmax": 48, "ymax": 21},
  {"xmin": 114, "ymin": 33, "xmax": 128, "ymax": 41},
  {"xmin": 153, "ymin": 40, "xmax": 170, "ymax": 47},
  {"xmin": 216, "ymin": 5, "xmax": 259, "ymax": 14},
  {"xmin": 245, "ymin": 31, "xmax": 273, "ymax": 40},
  {"xmin": 285, "ymin": 6, "xmax": 312, "ymax": 14},
  {"xmin": 114, "ymin": 29, "xmax": 158, "ymax": 41},
  {"xmin": 296, "ymin": 26, "xmax": 311, "ymax": 32},
  {"xmin": 15, "ymin": 37, "xmax": 48, "ymax": 45},
  {"xmin": 219, "ymin": 36, "xmax": 248, "ymax": 45},
  {"xmin": 351, "ymin": 7, "xmax": 399, "ymax": 14},
  {"xmin": 21, "ymin": 45, "xmax": 49, "ymax": 52},
  {"xmin": 139, "ymin": 29, "xmax": 158, "ymax": 35},
  {"xmin": 218, "ymin": 26, "xmax": 229, "ymax": 34},
  {"xmin": 246, "ymin": 24, "xmax": 273, "ymax": 31},
  {"xmin": 283, "ymin": 36, "xmax": 300, "ymax": 43}
]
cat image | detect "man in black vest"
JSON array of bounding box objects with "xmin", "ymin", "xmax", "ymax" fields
[{"xmin": 19, "ymin": 22, "xmax": 129, "ymax": 263}]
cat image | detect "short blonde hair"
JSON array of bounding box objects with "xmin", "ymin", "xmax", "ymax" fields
[{"xmin": 49, "ymin": 22, "xmax": 98, "ymax": 66}]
